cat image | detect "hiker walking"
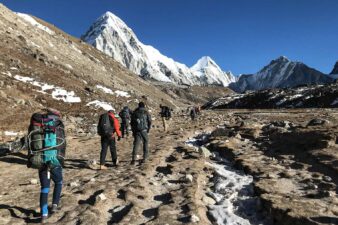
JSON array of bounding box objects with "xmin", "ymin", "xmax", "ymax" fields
[
  {"xmin": 27, "ymin": 108, "xmax": 66, "ymax": 223},
  {"xmin": 119, "ymin": 106, "xmax": 132, "ymax": 138},
  {"xmin": 190, "ymin": 107, "xmax": 197, "ymax": 121},
  {"xmin": 131, "ymin": 102, "xmax": 152, "ymax": 165},
  {"xmin": 97, "ymin": 110, "xmax": 122, "ymax": 170},
  {"xmin": 159, "ymin": 104, "xmax": 171, "ymax": 131}
]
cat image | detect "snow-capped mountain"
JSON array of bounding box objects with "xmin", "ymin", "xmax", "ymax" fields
[
  {"xmin": 191, "ymin": 56, "xmax": 236, "ymax": 86},
  {"xmin": 82, "ymin": 12, "xmax": 235, "ymax": 87},
  {"xmin": 230, "ymin": 56, "xmax": 334, "ymax": 92}
]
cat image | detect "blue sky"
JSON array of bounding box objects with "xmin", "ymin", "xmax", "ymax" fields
[{"xmin": 1, "ymin": 0, "xmax": 337, "ymax": 75}]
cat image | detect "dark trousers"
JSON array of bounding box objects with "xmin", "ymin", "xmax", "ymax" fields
[
  {"xmin": 100, "ymin": 136, "xmax": 117, "ymax": 165},
  {"xmin": 121, "ymin": 119, "xmax": 130, "ymax": 137},
  {"xmin": 132, "ymin": 131, "xmax": 149, "ymax": 161},
  {"xmin": 39, "ymin": 166, "xmax": 63, "ymax": 216}
]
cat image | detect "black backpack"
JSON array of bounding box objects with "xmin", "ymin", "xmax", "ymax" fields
[
  {"xmin": 132, "ymin": 110, "xmax": 148, "ymax": 132},
  {"xmin": 97, "ymin": 113, "xmax": 115, "ymax": 137},
  {"xmin": 120, "ymin": 108, "xmax": 130, "ymax": 120}
]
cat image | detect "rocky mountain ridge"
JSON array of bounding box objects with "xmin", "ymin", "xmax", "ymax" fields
[
  {"xmin": 230, "ymin": 56, "xmax": 335, "ymax": 93},
  {"xmin": 82, "ymin": 12, "xmax": 236, "ymax": 87}
]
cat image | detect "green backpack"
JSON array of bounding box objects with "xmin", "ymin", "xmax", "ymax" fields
[{"xmin": 27, "ymin": 112, "xmax": 66, "ymax": 169}]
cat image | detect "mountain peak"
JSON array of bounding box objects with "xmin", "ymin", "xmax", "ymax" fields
[
  {"xmin": 330, "ymin": 61, "xmax": 338, "ymax": 74},
  {"xmin": 275, "ymin": 56, "xmax": 290, "ymax": 63},
  {"xmin": 191, "ymin": 56, "xmax": 219, "ymax": 70}
]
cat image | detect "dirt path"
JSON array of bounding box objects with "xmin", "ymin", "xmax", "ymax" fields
[{"xmin": 0, "ymin": 113, "xmax": 220, "ymax": 225}]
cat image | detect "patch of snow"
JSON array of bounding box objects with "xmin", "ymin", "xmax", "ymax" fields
[
  {"xmin": 14, "ymin": 75, "xmax": 34, "ymax": 82},
  {"xmin": 52, "ymin": 88, "xmax": 81, "ymax": 103},
  {"xmin": 17, "ymin": 13, "xmax": 55, "ymax": 35},
  {"xmin": 96, "ymin": 85, "xmax": 114, "ymax": 95},
  {"xmin": 114, "ymin": 90, "xmax": 130, "ymax": 98},
  {"xmin": 4, "ymin": 131, "xmax": 18, "ymax": 136},
  {"xmin": 2, "ymin": 71, "xmax": 12, "ymax": 77},
  {"xmin": 10, "ymin": 67, "xmax": 18, "ymax": 71},
  {"xmin": 87, "ymin": 100, "xmax": 114, "ymax": 111},
  {"xmin": 13, "ymin": 75, "xmax": 81, "ymax": 103}
]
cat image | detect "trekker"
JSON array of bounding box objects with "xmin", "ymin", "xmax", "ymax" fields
[
  {"xmin": 27, "ymin": 108, "xmax": 66, "ymax": 223},
  {"xmin": 97, "ymin": 110, "xmax": 122, "ymax": 170},
  {"xmin": 119, "ymin": 106, "xmax": 132, "ymax": 138},
  {"xmin": 131, "ymin": 102, "xmax": 152, "ymax": 165},
  {"xmin": 159, "ymin": 104, "xmax": 171, "ymax": 131},
  {"xmin": 190, "ymin": 107, "xmax": 197, "ymax": 121}
]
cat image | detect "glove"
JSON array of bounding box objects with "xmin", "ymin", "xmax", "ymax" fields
[{"xmin": 117, "ymin": 136, "xmax": 121, "ymax": 141}]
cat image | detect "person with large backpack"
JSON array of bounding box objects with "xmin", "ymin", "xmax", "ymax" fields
[
  {"xmin": 130, "ymin": 102, "xmax": 152, "ymax": 165},
  {"xmin": 97, "ymin": 110, "xmax": 122, "ymax": 170},
  {"xmin": 159, "ymin": 104, "xmax": 171, "ymax": 131},
  {"xmin": 27, "ymin": 108, "xmax": 66, "ymax": 223},
  {"xmin": 118, "ymin": 106, "xmax": 132, "ymax": 138}
]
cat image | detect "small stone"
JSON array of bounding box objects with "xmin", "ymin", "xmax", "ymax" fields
[
  {"xmin": 198, "ymin": 146, "xmax": 212, "ymax": 158},
  {"xmin": 190, "ymin": 214, "xmax": 200, "ymax": 223},
  {"xmin": 16, "ymin": 99, "xmax": 25, "ymax": 105},
  {"xmin": 235, "ymin": 133, "xmax": 242, "ymax": 139},
  {"xmin": 69, "ymin": 181, "xmax": 79, "ymax": 187},
  {"xmin": 30, "ymin": 179, "xmax": 38, "ymax": 185},
  {"xmin": 96, "ymin": 193, "xmax": 107, "ymax": 202},
  {"xmin": 323, "ymin": 176, "xmax": 332, "ymax": 182},
  {"xmin": 185, "ymin": 174, "xmax": 193, "ymax": 183},
  {"xmin": 90, "ymin": 178, "xmax": 96, "ymax": 182},
  {"xmin": 202, "ymin": 196, "xmax": 216, "ymax": 205}
]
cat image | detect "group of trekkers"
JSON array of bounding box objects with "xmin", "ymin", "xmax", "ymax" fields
[{"xmin": 24, "ymin": 102, "xmax": 200, "ymax": 223}]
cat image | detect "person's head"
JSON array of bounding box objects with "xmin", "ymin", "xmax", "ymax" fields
[{"xmin": 139, "ymin": 102, "xmax": 145, "ymax": 108}]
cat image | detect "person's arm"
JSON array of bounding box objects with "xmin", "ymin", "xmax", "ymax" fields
[
  {"xmin": 109, "ymin": 113, "xmax": 122, "ymax": 138},
  {"xmin": 147, "ymin": 112, "xmax": 152, "ymax": 133}
]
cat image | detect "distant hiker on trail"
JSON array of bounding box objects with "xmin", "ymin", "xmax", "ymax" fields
[
  {"xmin": 131, "ymin": 102, "xmax": 152, "ymax": 165},
  {"xmin": 190, "ymin": 107, "xmax": 197, "ymax": 121},
  {"xmin": 119, "ymin": 106, "xmax": 132, "ymax": 138},
  {"xmin": 27, "ymin": 108, "xmax": 66, "ymax": 223},
  {"xmin": 196, "ymin": 105, "xmax": 201, "ymax": 115},
  {"xmin": 97, "ymin": 110, "xmax": 122, "ymax": 170},
  {"xmin": 159, "ymin": 104, "xmax": 171, "ymax": 131}
]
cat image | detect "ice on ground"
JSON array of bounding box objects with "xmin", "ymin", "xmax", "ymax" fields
[
  {"xmin": 13, "ymin": 75, "xmax": 81, "ymax": 103},
  {"xmin": 206, "ymin": 160, "xmax": 268, "ymax": 225},
  {"xmin": 17, "ymin": 13, "xmax": 55, "ymax": 35},
  {"xmin": 87, "ymin": 100, "xmax": 114, "ymax": 111},
  {"xmin": 4, "ymin": 131, "xmax": 18, "ymax": 136}
]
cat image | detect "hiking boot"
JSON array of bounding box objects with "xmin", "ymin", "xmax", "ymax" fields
[
  {"xmin": 100, "ymin": 165, "xmax": 108, "ymax": 170},
  {"xmin": 113, "ymin": 159, "xmax": 119, "ymax": 167},
  {"xmin": 130, "ymin": 160, "xmax": 136, "ymax": 165},
  {"xmin": 51, "ymin": 204, "xmax": 59, "ymax": 213},
  {"xmin": 41, "ymin": 215, "xmax": 48, "ymax": 224}
]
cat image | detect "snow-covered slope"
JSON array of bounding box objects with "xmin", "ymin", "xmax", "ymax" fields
[
  {"xmin": 82, "ymin": 12, "xmax": 235, "ymax": 86},
  {"xmin": 230, "ymin": 56, "xmax": 334, "ymax": 92}
]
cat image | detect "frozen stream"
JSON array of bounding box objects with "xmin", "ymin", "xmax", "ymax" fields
[{"xmin": 186, "ymin": 133, "xmax": 270, "ymax": 225}]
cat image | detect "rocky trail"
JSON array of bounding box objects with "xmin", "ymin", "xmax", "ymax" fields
[{"xmin": 0, "ymin": 110, "xmax": 337, "ymax": 225}]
